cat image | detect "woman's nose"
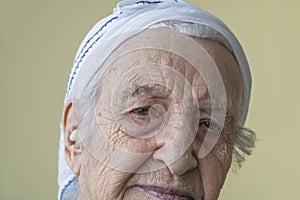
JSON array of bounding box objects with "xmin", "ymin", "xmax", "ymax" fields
[
  {"xmin": 152, "ymin": 117, "xmax": 199, "ymax": 176},
  {"xmin": 153, "ymin": 143, "xmax": 198, "ymax": 176}
]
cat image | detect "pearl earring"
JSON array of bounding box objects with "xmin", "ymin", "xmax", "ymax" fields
[{"xmin": 70, "ymin": 129, "xmax": 78, "ymax": 142}]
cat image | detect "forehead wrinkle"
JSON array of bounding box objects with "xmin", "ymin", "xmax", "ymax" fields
[
  {"xmin": 109, "ymin": 46, "xmax": 237, "ymax": 109},
  {"xmin": 192, "ymin": 76, "xmax": 232, "ymax": 117},
  {"xmin": 127, "ymin": 49, "xmax": 195, "ymax": 97}
]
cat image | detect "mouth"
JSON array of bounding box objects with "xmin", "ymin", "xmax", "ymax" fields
[{"xmin": 135, "ymin": 185, "xmax": 194, "ymax": 200}]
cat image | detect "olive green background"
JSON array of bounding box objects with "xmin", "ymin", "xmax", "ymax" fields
[{"xmin": 1, "ymin": 0, "xmax": 299, "ymax": 199}]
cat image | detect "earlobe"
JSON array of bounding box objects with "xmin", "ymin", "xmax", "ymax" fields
[
  {"xmin": 70, "ymin": 129, "xmax": 78, "ymax": 142},
  {"xmin": 62, "ymin": 100, "xmax": 82, "ymax": 175}
]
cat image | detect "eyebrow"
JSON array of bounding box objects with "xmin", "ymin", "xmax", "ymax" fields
[
  {"xmin": 132, "ymin": 84, "xmax": 171, "ymax": 98},
  {"xmin": 199, "ymin": 104, "xmax": 233, "ymax": 122}
]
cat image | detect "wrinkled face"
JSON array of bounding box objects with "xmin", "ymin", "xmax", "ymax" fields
[{"xmin": 67, "ymin": 29, "xmax": 242, "ymax": 200}]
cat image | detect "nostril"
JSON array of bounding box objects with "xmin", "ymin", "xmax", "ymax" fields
[{"xmin": 153, "ymin": 145, "xmax": 198, "ymax": 176}]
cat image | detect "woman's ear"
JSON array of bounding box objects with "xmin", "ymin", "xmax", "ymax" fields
[{"xmin": 62, "ymin": 100, "xmax": 82, "ymax": 175}]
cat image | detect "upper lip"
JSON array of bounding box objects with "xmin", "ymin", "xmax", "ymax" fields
[{"xmin": 135, "ymin": 185, "xmax": 195, "ymax": 200}]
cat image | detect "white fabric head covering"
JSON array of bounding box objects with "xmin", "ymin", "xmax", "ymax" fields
[{"xmin": 58, "ymin": 0, "xmax": 252, "ymax": 199}]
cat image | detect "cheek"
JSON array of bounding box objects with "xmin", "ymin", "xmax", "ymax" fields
[
  {"xmin": 81, "ymin": 111, "xmax": 159, "ymax": 178},
  {"xmin": 97, "ymin": 112, "xmax": 159, "ymax": 153},
  {"xmin": 197, "ymin": 137, "xmax": 233, "ymax": 199},
  {"xmin": 79, "ymin": 150, "xmax": 134, "ymax": 199}
]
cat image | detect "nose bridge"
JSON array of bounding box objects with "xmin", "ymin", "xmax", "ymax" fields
[{"xmin": 153, "ymin": 111, "xmax": 198, "ymax": 176}]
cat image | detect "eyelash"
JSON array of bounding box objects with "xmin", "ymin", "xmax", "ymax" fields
[
  {"xmin": 199, "ymin": 120, "xmax": 220, "ymax": 130},
  {"xmin": 130, "ymin": 106, "xmax": 151, "ymax": 116}
]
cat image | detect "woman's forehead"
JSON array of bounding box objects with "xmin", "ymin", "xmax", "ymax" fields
[
  {"xmin": 98, "ymin": 36, "xmax": 242, "ymax": 117},
  {"xmin": 104, "ymin": 28, "xmax": 241, "ymax": 86}
]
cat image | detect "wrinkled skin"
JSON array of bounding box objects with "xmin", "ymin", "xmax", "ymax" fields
[{"xmin": 63, "ymin": 30, "xmax": 242, "ymax": 200}]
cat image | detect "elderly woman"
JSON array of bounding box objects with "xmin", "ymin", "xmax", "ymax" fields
[{"xmin": 58, "ymin": 0, "xmax": 256, "ymax": 199}]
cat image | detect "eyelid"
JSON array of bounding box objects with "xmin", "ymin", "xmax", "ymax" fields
[
  {"xmin": 199, "ymin": 114, "xmax": 223, "ymax": 130},
  {"xmin": 199, "ymin": 109, "xmax": 227, "ymax": 126},
  {"xmin": 199, "ymin": 119, "xmax": 221, "ymax": 131},
  {"xmin": 119, "ymin": 102, "xmax": 152, "ymax": 115},
  {"xmin": 199, "ymin": 107, "xmax": 233, "ymax": 123},
  {"xmin": 121, "ymin": 98, "xmax": 168, "ymax": 115},
  {"xmin": 130, "ymin": 106, "xmax": 151, "ymax": 116}
]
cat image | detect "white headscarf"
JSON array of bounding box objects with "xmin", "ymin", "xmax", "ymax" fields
[{"xmin": 58, "ymin": 0, "xmax": 252, "ymax": 199}]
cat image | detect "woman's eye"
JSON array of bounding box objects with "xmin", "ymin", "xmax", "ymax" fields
[
  {"xmin": 199, "ymin": 120, "xmax": 220, "ymax": 130},
  {"xmin": 131, "ymin": 106, "xmax": 150, "ymax": 116}
]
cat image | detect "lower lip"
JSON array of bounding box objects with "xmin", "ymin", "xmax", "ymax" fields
[{"xmin": 136, "ymin": 186, "xmax": 192, "ymax": 200}]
